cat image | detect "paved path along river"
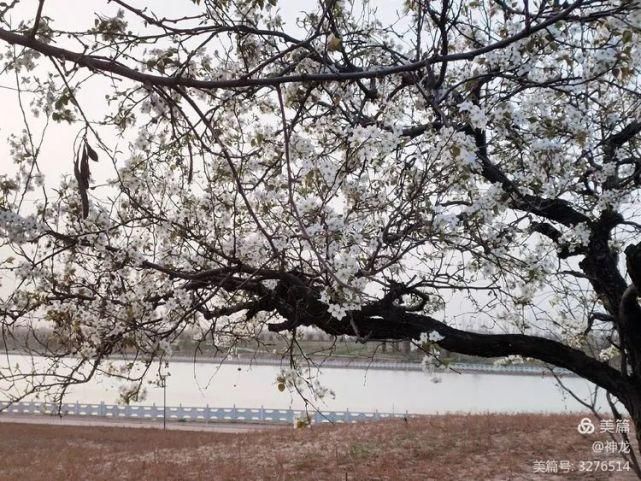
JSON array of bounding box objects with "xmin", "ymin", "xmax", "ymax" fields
[{"xmin": 0, "ymin": 413, "xmax": 282, "ymax": 432}]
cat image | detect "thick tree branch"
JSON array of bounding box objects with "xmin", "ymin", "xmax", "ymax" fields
[
  {"xmin": 263, "ymin": 299, "xmax": 627, "ymax": 398},
  {"xmin": 29, "ymin": 0, "xmax": 45, "ymax": 40},
  {"xmin": 627, "ymin": 242, "xmax": 641, "ymax": 291},
  {"xmin": 0, "ymin": 2, "xmax": 585, "ymax": 91},
  {"xmin": 605, "ymin": 120, "xmax": 641, "ymax": 150}
]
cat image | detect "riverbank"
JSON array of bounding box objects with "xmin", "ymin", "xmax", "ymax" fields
[
  {"xmin": 4, "ymin": 348, "xmax": 575, "ymax": 376},
  {"xmin": 169, "ymin": 354, "xmax": 576, "ymax": 376},
  {"xmin": 0, "ymin": 414, "xmax": 636, "ymax": 481}
]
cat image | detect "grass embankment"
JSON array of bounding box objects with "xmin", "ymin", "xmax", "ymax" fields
[{"xmin": 0, "ymin": 414, "xmax": 637, "ymax": 480}]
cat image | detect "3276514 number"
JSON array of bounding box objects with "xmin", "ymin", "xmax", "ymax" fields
[{"xmin": 578, "ymin": 460, "xmax": 631, "ymax": 472}]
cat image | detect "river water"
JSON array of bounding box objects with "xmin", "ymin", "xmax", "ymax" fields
[{"xmin": 0, "ymin": 354, "xmax": 610, "ymax": 414}]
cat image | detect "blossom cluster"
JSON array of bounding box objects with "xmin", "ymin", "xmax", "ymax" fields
[{"xmin": 0, "ymin": 209, "xmax": 43, "ymax": 243}]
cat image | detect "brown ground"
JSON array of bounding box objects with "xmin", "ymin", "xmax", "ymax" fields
[{"xmin": 0, "ymin": 414, "xmax": 638, "ymax": 481}]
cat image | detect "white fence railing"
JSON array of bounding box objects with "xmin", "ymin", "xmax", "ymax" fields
[{"xmin": 0, "ymin": 401, "xmax": 409, "ymax": 424}]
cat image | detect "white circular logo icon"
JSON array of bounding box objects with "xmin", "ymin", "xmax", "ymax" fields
[{"xmin": 577, "ymin": 417, "xmax": 595, "ymax": 434}]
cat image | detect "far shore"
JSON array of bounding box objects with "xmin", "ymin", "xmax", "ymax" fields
[{"xmin": 4, "ymin": 349, "xmax": 576, "ymax": 376}]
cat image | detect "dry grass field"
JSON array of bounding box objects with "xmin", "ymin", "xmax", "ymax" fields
[{"xmin": 0, "ymin": 414, "xmax": 638, "ymax": 481}]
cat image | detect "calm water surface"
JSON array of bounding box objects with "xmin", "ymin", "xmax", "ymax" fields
[{"xmin": 1, "ymin": 355, "xmax": 607, "ymax": 414}]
